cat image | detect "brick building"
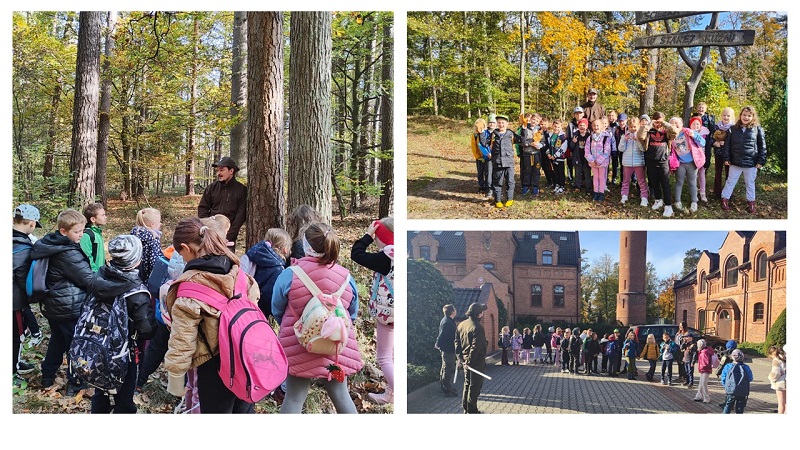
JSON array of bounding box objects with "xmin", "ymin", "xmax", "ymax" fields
[
  {"xmin": 673, "ymin": 231, "xmax": 786, "ymax": 343},
  {"xmin": 409, "ymin": 231, "xmax": 582, "ymax": 352}
]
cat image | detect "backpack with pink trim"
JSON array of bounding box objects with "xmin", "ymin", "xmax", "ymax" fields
[
  {"xmin": 176, "ymin": 269, "xmax": 287, "ymax": 403},
  {"xmin": 289, "ymin": 265, "xmax": 353, "ymax": 357}
]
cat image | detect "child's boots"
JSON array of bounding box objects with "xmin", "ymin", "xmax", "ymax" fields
[{"xmin": 368, "ymin": 387, "xmax": 394, "ymax": 405}]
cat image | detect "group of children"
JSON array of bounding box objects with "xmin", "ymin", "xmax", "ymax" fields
[
  {"xmin": 471, "ymin": 103, "xmax": 767, "ymax": 217},
  {"xmin": 13, "ymin": 200, "xmax": 395, "ymax": 414}
]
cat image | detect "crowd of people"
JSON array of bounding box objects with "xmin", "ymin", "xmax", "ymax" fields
[
  {"xmin": 13, "ymin": 156, "xmax": 395, "ymax": 414},
  {"xmin": 470, "ymin": 89, "xmax": 768, "ymax": 217},
  {"xmin": 436, "ymin": 306, "xmax": 785, "ymax": 414}
]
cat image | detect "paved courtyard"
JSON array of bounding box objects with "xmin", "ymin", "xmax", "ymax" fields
[{"xmin": 408, "ymin": 352, "xmax": 778, "ymax": 414}]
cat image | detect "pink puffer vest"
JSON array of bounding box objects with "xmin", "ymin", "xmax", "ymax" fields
[{"xmin": 279, "ymin": 258, "xmax": 363, "ymax": 378}]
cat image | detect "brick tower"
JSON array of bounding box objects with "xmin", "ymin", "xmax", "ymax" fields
[{"xmin": 617, "ymin": 231, "xmax": 647, "ymax": 325}]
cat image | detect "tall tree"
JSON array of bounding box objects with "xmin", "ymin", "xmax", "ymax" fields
[
  {"xmin": 68, "ymin": 11, "xmax": 102, "ymax": 209},
  {"xmin": 288, "ymin": 11, "xmax": 333, "ymax": 223},
  {"xmin": 96, "ymin": 11, "xmax": 116, "ymax": 208},
  {"xmin": 185, "ymin": 15, "xmax": 199, "ymax": 195},
  {"xmin": 378, "ymin": 16, "xmax": 393, "ymax": 218},
  {"xmin": 246, "ymin": 11, "xmax": 285, "ymax": 248},
  {"xmin": 682, "ymin": 248, "xmax": 703, "ymax": 276},
  {"xmin": 229, "ymin": 11, "xmax": 248, "ymax": 175},
  {"xmin": 639, "ymin": 23, "xmax": 659, "ymax": 116}
]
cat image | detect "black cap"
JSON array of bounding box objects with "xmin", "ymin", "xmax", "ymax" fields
[
  {"xmin": 212, "ymin": 156, "xmax": 239, "ymax": 171},
  {"xmin": 467, "ymin": 302, "xmax": 487, "ymax": 317}
]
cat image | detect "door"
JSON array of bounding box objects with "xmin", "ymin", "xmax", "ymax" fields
[{"xmin": 718, "ymin": 310, "xmax": 732, "ymax": 340}]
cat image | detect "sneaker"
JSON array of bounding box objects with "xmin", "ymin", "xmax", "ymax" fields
[
  {"xmin": 674, "ymin": 202, "xmax": 684, "ymax": 211},
  {"xmin": 531, "ymin": 188, "xmax": 539, "ymax": 196},
  {"xmin": 663, "ymin": 205, "xmax": 674, "ymax": 217},
  {"xmin": 620, "ymin": 195, "xmax": 628, "ymax": 204},
  {"xmin": 271, "ymin": 386, "xmax": 286, "ymax": 405},
  {"xmin": 521, "ymin": 187, "xmax": 530, "ymax": 195},
  {"xmin": 700, "ymin": 193, "xmax": 708, "ymax": 203},
  {"xmin": 13, "ymin": 373, "xmax": 27, "ymax": 388},
  {"xmin": 504, "ymin": 200, "xmax": 514, "ymax": 207},
  {"xmin": 16, "ymin": 361, "xmax": 35, "ymax": 375},
  {"xmin": 495, "ymin": 202, "xmax": 504, "ymax": 208},
  {"xmin": 26, "ymin": 332, "xmax": 44, "ymax": 348},
  {"xmin": 652, "ymin": 199, "xmax": 664, "ymax": 210},
  {"xmin": 640, "ymin": 197, "xmax": 649, "ymax": 207},
  {"xmin": 40, "ymin": 377, "xmax": 54, "ymax": 388},
  {"xmin": 368, "ymin": 388, "xmax": 394, "ymax": 405},
  {"xmin": 690, "ymin": 202, "xmax": 698, "ymax": 213},
  {"xmin": 65, "ymin": 381, "xmax": 88, "ymax": 397}
]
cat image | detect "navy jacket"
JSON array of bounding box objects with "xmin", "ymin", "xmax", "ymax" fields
[
  {"xmin": 88, "ymin": 264, "xmax": 157, "ymax": 340},
  {"xmin": 244, "ymin": 240, "xmax": 286, "ymax": 318},
  {"xmin": 723, "ymin": 125, "xmax": 767, "ymax": 168},
  {"xmin": 12, "ymin": 230, "xmax": 34, "ymax": 311}
]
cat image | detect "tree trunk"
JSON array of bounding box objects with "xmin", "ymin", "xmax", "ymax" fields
[
  {"xmin": 428, "ymin": 36, "xmax": 438, "ymax": 116},
  {"xmin": 519, "ymin": 12, "xmax": 525, "ymax": 115},
  {"xmin": 43, "ymin": 81, "xmax": 61, "ymax": 181},
  {"xmin": 289, "ymin": 11, "xmax": 333, "ymax": 224},
  {"xmin": 185, "ymin": 17, "xmax": 198, "ymax": 196},
  {"xmin": 378, "ymin": 18, "xmax": 394, "ymax": 219},
  {"xmin": 230, "ymin": 11, "xmax": 248, "ymax": 176},
  {"xmin": 68, "ymin": 11, "xmax": 102, "ymax": 209},
  {"xmin": 639, "ymin": 24, "xmax": 658, "ymax": 116},
  {"xmin": 358, "ymin": 20, "xmax": 376, "ymax": 204},
  {"xmin": 96, "ymin": 11, "xmax": 116, "ymax": 208},
  {"xmin": 349, "ymin": 42, "xmax": 363, "ymax": 212},
  {"xmin": 246, "ymin": 11, "xmax": 285, "ymax": 248}
]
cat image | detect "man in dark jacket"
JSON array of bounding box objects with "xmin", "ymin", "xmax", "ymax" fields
[
  {"xmin": 455, "ymin": 302, "xmax": 488, "ymax": 413},
  {"xmin": 435, "ymin": 304, "xmax": 458, "ymax": 397},
  {"xmin": 580, "ymin": 88, "xmax": 606, "ymax": 126},
  {"xmin": 12, "ymin": 204, "xmax": 41, "ymax": 382},
  {"xmin": 29, "ymin": 209, "xmax": 96, "ymax": 396},
  {"xmin": 86, "ymin": 234, "xmax": 156, "ymax": 413},
  {"xmin": 198, "ymin": 156, "xmax": 247, "ymax": 250}
]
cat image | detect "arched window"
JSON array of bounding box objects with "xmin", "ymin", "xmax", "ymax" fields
[
  {"xmin": 699, "ymin": 271, "xmax": 706, "ymax": 293},
  {"xmin": 542, "ymin": 251, "xmax": 553, "ymax": 265},
  {"xmin": 725, "ymin": 256, "xmax": 739, "ymax": 287},
  {"xmin": 756, "ymin": 252, "xmax": 768, "ymax": 281},
  {"xmin": 753, "ymin": 303, "xmax": 765, "ymax": 321},
  {"xmin": 530, "ymin": 284, "xmax": 542, "ymax": 307},
  {"xmin": 553, "ymin": 285, "xmax": 565, "ymax": 307}
]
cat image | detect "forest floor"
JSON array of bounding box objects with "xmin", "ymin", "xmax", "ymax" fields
[
  {"xmin": 13, "ymin": 193, "xmax": 392, "ymax": 414},
  {"xmin": 407, "ymin": 115, "xmax": 788, "ymax": 220}
]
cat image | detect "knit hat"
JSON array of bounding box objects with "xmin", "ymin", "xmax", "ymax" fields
[
  {"xmin": 488, "ymin": 114, "xmax": 497, "ymax": 123},
  {"xmin": 548, "ymin": 326, "xmax": 555, "ymax": 333},
  {"xmin": 697, "ymin": 339, "xmax": 706, "ymax": 349},
  {"xmin": 578, "ymin": 118, "xmax": 589, "ymax": 127},
  {"xmin": 689, "ymin": 116, "xmax": 702, "ymax": 128},
  {"xmin": 572, "ymin": 327, "xmax": 580, "ymax": 335},
  {"xmin": 108, "ymin": 234, "xmax": 143, "ymax": 271},
  {"xmin": 640, "ymin": 114, "xmax": 651, "ymax": 123},
  {"xmin": 726, "ymin": 339, "xmax": 738, "ymax": 351},
  {"xmin": 731, "ymin": 349, "xmax": 744, "ymax": 362}
]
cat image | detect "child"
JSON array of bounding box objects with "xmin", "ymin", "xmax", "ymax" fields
[
  {"xmin": 720, "ymin": 349, "xmax": 753, "ymax": 414},
  {"xmin": 639, "ymin": 333, "xmax": 660, "ymax": 382},
  {"xmin": 551, "ymin": 327, "xmax": 563, "ymax": 367},
  {"xmin": 668, "ymin": 116, "xmax": 706, "ymax": 213},
  {"xmin": 694, "ymin": 339, "xmax": 715, "ymax": 402},
  {"xmin": 29, "ymin": 208, "xmax": 95, "ymax": 396},
  {"xmin": 638, "ymin": 111, "xmax": 677, "ymax": 217},
  {"xmin": 164, "ymin": 217, "xmax": 261, "ymax": 413},
  {"xmin": 611, "ymin": 112, "xmax": 628, "ymax": 185},
  {"xmin": 659, "ymin": 332, "xmax": 678, "ymax": 385},
  {"xmin": 521, "ymin": 327, "xmax": 533, "ymax": 365},
  {"xmin": 559, "ymin": 328, "xmax": 571, "ymax": 372},
  {"xmin": 87, "ymin": 235, "xmax": 156, "ymax": 413},
  {"xmin": 542, "ymin": 119, "xmax": 568, "ymax": 193},
  {"xmin": 721, "ymin": 106, "xmax": 767, "ymax": 214},
  {"xmin": 585, "ymin": 118, "xmax": 611, "ymax": 201},
  {"xmin": 695, "ymin": 102, "xmax": 716, "ymax": 202},
  {"xmin": 517, "ymin": 113, "xmax": 542, "ymax": 196},
  {"xmin": 565, "ymin": 107, "xmax": 585, "ymax": 184},
  {"xmin": 618, "ymin": 117, "xmax": 649, "ymax": 206},
  {"xmin": 602, "ymin": 115, "xmax": 618, "ymax": 187},
  {"xmin": 767, "ymin": 345, "xmax": 786, "ymax": 413},
  {"xmin": 568, "ymin": 327, "xmax": 582, "ymax": 374},
  {"xmin": 572, "ymin": 118, "xmax": 593, "ymax": 194},
  {"xmin": 510, "ymin": 329, "xmax": 523, "ymax": 365},
  {"xmin": 287, "ymin": 204, "xmax": 322, "ymax": 260},
  {"xmin": 351, "ymin": 217, "xmax": 395, "ymax": 404},
  {"xmin": 544, "ymin": 326, "xmax": 553, "ymax": 363},
  {"xmin": 12, "ymin": 204, "xmax": 41, "ymax": 383},
  {"xmin": 622, "ymin": 331, "xmax": 638, "ymax": 379},
  {"xmin": 81, "ymin": 202, "xmax": 107, "ymax": 271},
  {"xmin": 537, "ymin": 118, "xmax": 555, "ymax": 189},
  {"xmin": 130, "ymin": 207, "xmax": 166, "ymax": 284},
  {"xmin": 681, "ymin": 334, "xmax": 698, "ymax": 388},
  {"xmin": 272, "ymin": 223, "xmax": 362, "ymax": 414},
  {"xmin": 712, "ymin": 107, "xmax": 735, "ymax": 199},
  {"xmin": 242, "ymin": 228, "xmax": 292, "ymax": 320},
  {"xmin": 471, "ymin": 118, "xmax": 492, "ymax": 196},
  {"xmin": 499, "ymin": 325, "xmax": 512, "ymax": 365},
  {"xmin": 532, "ymin": 324, "xmax": 545, "ymax": 364},
  {"xmin": 481, "ymin": 114, "xmax": 527, "ymax": 208}
]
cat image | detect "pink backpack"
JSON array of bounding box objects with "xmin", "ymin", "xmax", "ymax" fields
[{"xmin": 177, "ymin": 269, "xmax": 288, "ymax": 403}]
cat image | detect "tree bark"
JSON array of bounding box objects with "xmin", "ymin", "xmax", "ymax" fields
[
  {"xmin": 230, "ymin": 11, "xmax": 248, "ymax": 176},
  {"xmin": 246, "ymin": 11, "xmax": 285, "ymax": 248},
  {"xmin": 96, "ymin": 11, "xmax": 116, "ymax": 208},
  {"xmin": 185, "ymin": 17, "xmax": 199, "ymax": 196},
  {"xmin": 68, "ymin": 11, "xmax": 102, "ymax": 209},
  {"xmin": 639, "ymin": 23, "xmax": 658, "ymax": 116},
  {"xmin": 289, "ymin": 11, "xmax": 333, "ymax": 224},
  {"xmin": 358, "ymin": 19, "xmax": 376, "ymax": 204},
  {"xmin": 378, "ymin": 17, "xmax": 394, "ymax": 219},
  {"xmin": 519, "ymin": 12, "xmax": 525, "ymax": 115}
]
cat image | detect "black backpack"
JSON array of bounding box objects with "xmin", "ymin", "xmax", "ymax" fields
[
  {"xmin": 69, "ymin": 286, "xmax": 146, "ymax": 393},
  {"xmin": 569, "ymin": 335, "xmax": 582, "ymax": 354}
]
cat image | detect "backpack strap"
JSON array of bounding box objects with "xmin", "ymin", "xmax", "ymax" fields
[
  {"xmin": 84, "ymin": 227, "xmax": 98, "ymax": 261},
  {"xmin": 370, "ymin": 272, "xmax": 395, "ymax": 302},
  {"xmin": 289, "ymin": 265, "xmax": 348, "ymax": 301}
]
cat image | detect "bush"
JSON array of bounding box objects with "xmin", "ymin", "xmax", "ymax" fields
[
  {"xmin": 407, "ymin": 364, "xmax": 438, "ymax": 394},
  {"xmin": 407, "ymin": 259, "xmax": 453, "ymax": 368},
  {"xmin": 764, "ymin": 308, "xmax": 787, "ymax": 352}
]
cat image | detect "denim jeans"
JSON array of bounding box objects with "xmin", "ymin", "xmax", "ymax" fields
[
  {"xmin": 723, "ymin": 394, "xmax": 748, "ymax": 414},
  {"xmin": 661, "ymin": 359, "xmax": 674, "ymax": 382}
]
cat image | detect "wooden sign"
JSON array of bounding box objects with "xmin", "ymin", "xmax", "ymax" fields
[
  {"xmin": 635, "ymin": 11, "xmax": 713, "ymax": 25},
  {"xmin": 633, "ymin": 30, "xmax": 756, "ymax": 49}
]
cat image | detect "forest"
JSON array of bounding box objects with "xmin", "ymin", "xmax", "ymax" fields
[
  {"xmin": 13, "ymin": 11, "xmax": 394, "ymax": 248},
  {"xmin": 407, "ymin": 11, "xmax": 787, "ymax": 174}
]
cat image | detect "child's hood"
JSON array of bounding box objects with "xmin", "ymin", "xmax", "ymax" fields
[
  {"xmin": 246, "ymin": 240, "xmax": 286, "ymax": 268},
  {"xmin": 382, "ymin": 244, "xmax": 394, "ymax": 262}
]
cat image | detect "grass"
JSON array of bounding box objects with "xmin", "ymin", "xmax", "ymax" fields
[
  {"xmin": 14, "ymin": 193, "xmax": 392, "ymax": 414},
  {"xmin": 407, "ymin": 115, "xmax": 788, "ymax": 220}
]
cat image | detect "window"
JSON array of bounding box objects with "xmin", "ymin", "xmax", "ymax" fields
[
  {"xmin": 682, "ymin": 310, "xmax": 688, "ymax": 323},
  {"xmin": 530, "ymin": 284, "xmax": 542, "ymax": 307},
  {"xmin": 756, "ymin": 252, "xmax": 767, "ymax": 281},
  {"xmin": 698, "ymin": 309, "xmax": 706, "ymax": 331},
  {"xmin": 542, "ymin": 251, "xmax": 553, "ymax": 265},
  {"xmin": 553, "ymin": 285, "xmax": 565, "ymax": 307},
  {"xmin": 483, "ymin": 262, "xmax": 495, "ymax": 270},
  {"xmin": 419, "ymin": 245, "xmax": 431, "ymax": 261},
  {"xmin": 725, "ymin": 256, "xmax": 739, "ymax": 287},
  {"xmin": 699, "ymin": 271, "xmax": 706, "ymax": 293},
  {"xmin": 753, "ymin": 303, "xmax": 765, "ymax": 321}
]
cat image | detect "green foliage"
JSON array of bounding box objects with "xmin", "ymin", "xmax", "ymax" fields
[
  {"xmin": 407, "ymin": 258, "xmax": 453, "ymax": 367},
  {"xmin": 693, "ymin": 66, "xmax": 729, "ymax": 114},
  {"xmin": 736, "ymin": 342, "xmax": 766, "ymax": 358},
  {"xmin": 407, "ymin": 364, "xmax": 438, "ymax": 394},
  {"xmin": 682, "ymin": 248, "xmax": 702, "ymax": 277},
  {"xmin": 764, "ymin": 308, "xmax": 786, "ymax": 352},
  {"xmin": 495, "ymin": 293, "xmax": 508, "ymax": 330}
]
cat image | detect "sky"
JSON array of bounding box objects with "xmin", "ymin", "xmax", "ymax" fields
[{"xmin": 580, "ymin": 231, "xmax": 730, "ymax": 280}]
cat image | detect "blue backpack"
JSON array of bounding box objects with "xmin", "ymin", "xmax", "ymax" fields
[
  {"xmin": 25, "ymin": 254, "xmax": 51, "ymax": 304},
  {"xmin": 605, "ymin": 340, "xmax": 616, "ymax": 356},
  {"xmin": 724, "ymin": 363, "xmax": 750, "ymax": 397}
]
